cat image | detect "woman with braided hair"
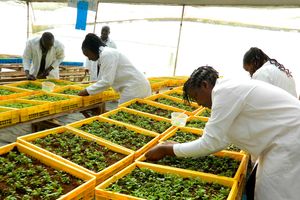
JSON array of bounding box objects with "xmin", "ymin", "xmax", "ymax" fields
[
  {"xmin": 145, "ymin": 66, "xmax": 300, "ymax": 200},
  {"xmin": 78, "ymin": 33, "xmax": 151, "ymax": 104},
  {"xmin": 243, "ymin": 47, "xmax": 297, "ymax": 97}
]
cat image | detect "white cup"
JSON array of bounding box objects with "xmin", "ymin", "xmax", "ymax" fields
[
  {"xmin": 42, "ymin": 81, "xmax": 55, "ymax": 92},
  {"xmin": 171, "ymin": 112, "xmax": 188, "ymax": 127}
]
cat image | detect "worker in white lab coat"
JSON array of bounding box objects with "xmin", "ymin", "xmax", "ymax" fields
[
  {"xmin": 22, "ymin": 32, "xmax": 65, "ymax": 80},
  {"xmin": 243, "ymin": 47, "xmax": 298, "ymax": 199},
  {"xmin": 243, "ymin": 47, "xmax": 297, "ymax": 97},
  {"xmin": 84, "ymin": 26, "xmax": 117, "ymax": 81},
  {"xmin": 145, "ymin": 66, "xmax": 300, "ymax": 200},
  {"xmin": 78, "ymin": 33, "xmax": 151, "ymax": 104}
]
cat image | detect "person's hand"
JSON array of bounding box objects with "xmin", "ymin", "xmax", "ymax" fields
[
  {"xmin": 78, "ymin": 89, "xmax": 89, "ymax": 96},
  {"xmin": 145, "ymin": 143, "xmax": 175, "ymax": 161},
  {"xmin": 26, "ymin": 74, "xmax": 36, "ymax": 80},
  {"xmin": 42, "ymin": 66, "xmax": 54, "ymax": 77}
]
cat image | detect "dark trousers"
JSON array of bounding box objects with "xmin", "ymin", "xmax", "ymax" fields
[{"xmin": 245, "ymin": 163, "xmax": 257, "ymax": 200}]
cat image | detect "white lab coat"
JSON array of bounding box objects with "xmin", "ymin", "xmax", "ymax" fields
[
  {"xmin": 174, "ymin": 78, "xmax": 300, "ymax": 200},
  {"xmin": 253, "ymin": 61, "xmax": 297, "ymax": 97},
  {"xmin": 86, "ymin": 47, "xmax": 151, "ymax": 104},
  {"xmin": 23, "ymin": 37, "xmax": 65, "ymax": 79},
  {"xmin": 84, "ymin": 37, "xmax": 117, "ymax": 81}
]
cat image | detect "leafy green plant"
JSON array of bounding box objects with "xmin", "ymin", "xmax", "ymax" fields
[
  {"xmin": 108, "ymin": 111, "xmax": 171, "ymax": 133},
  {"xmin": 79, "ymin": 120, "xmax": 154, "ymax": 150},
  {"xmin": 200, "ymin": 109, "xmax": 211, "ymax": 117},
  {"xmin": 17, "ymin": 83, "xmax": 42, "ymax": 90},
  {"xmin": 0, "ymin": 89, "xmax": 16, "ymax": 95},
  {"xmin": 42, "ymin": 79, "xmax": 74, "ymax": 86},
  {"xmin": 168, "ymin": 92, "xmax": 183, "ymax": 99},
  {"xmin": 60, "ymin": 88, "xmax": 81, "ymax": 95},
  {"xmin": 32, "ymin": 131, "xmax": 126, "ymax": 172},
  {"xmin": 127, "ymin": 102, "xmax": 173, "ymax": 118},
  {"xmin": 26, "ymin": 94, "xmax": 68, "ymax": 101},
  {"xmin": 167, "ymin": 130, "xmax": 201, "ymax": 143},
  {"xmin": 155, "ymin": 97, "xmax": 196, "ymax": 112},
  {"xmin": 107, "ymin": 168, "xmax": 230, "ymax": 199},
  {"xmin": 226, "ymin": 144, "xmax": 241, "ymax": 152},
  {"xmin": 149, "ymin": 155, "xmax": 240, "ymax": 178},
  {"xmin": 2, "ymin": 102, "xmax": 35, "ymax": 108},
  {"xmin": 0, "ymin": 147, "xmax": 84, "ymax": 199},
  {"xmin": 186, "ymin": 119, "xmax": 207, "ymax": 129}
]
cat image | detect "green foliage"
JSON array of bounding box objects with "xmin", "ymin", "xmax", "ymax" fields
[
  {"xmin": 42, "ymin": 79, "xmax": 74, "ymax": 86},
  {"xmin": 186, "ymin": 119, "xmax": 207, "ymax": 129},
  {"xmin": 27, "ymin": 94, "xmax": 68, "ymax": 101},
  {"xmin": 128, "ymin": 102, "xmax": 173, "ymax": 118},
  {"xmin": 149, "ymin": 155, "xmax": 240, "ymax": 178},
  {"xmin": 0, "ymin": 89, "xmax": 16, "ymax": 95},
  {"xmin": 0, "ymin": 148, "xmax": 83, "ymax": 199},
  {"xmin": 2, "ymin": 102, "xmax": 34, "ymax": 108},
  {"xmin": 60, "ymin": 88, "xmax": 81, "ymax": 95},
  {"xmin": 79, "ymin": 120, "xmax": 154, "ymax": 150},
  {"xmin": 200, "ymin": 109, "xmax": 211, "ymax": 117},
  {"xmin": 226, "ymin": 144, "xmax": 241, "ymax": 152},
  {"xmin": 168, "ymin": 130, "xmax": 201, "ymax": 143},
  {"xmin": 17, "ymin": 83, "xmax": 42, "ymax": 90},
  {"xmin": 155, "ymin": 97, "xmax": 196, "ymax": 112},
  {"xmin": 168, "ymin": 92, "xmax": 183, "ymax": 99},
  {"xmin": 107, "ymin": 168, "xmax": 230, "ymax": 199},
  {"xmin": 109, "ymin": 111, "xmax": 171, "ymax": 133},
  {"xmin": 32, "ymin": 131, "xmax": 126, "ymax": 172}
]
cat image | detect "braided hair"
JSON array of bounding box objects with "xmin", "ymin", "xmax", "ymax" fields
[
  {"xmin": 183, "ymin": 66, "xmax": 219, "ymax": 104},
  {"xmin": 243, "ymin": 47, "xmax": 292, "ymax": 77},
  {"xmin": 82, "ymin": 33, "xmax": 106, "ymax": 55}
]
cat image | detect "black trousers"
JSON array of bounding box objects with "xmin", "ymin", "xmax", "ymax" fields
[{"xmin": 245, "ymin": 163, "xmax": 257, "ymax": 200}]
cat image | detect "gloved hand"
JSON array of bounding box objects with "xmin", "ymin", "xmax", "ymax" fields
[
  {"xmin": 78, "ymin": 89, "xmax": 89, "ymax": 96},
  {"xmin": 25, "ymin": 70, "xmax": 36, "ymax": 80},
  {"xmin": 37, "ymin": 66, "xmax": 53, "ymax": 79}
]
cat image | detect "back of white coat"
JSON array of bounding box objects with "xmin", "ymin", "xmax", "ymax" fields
[{"xmin": 86, "ymin": 47, "xmax": 151, "ymax": 103}]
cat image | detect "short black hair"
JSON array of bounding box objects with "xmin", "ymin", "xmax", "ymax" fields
[
  {"xmin": 183, "ymin": 66, "xmax": 219, "ymax": 104},
  {"xmin": 82, "ymin": 33, "xmax": 106, "ymax": 54}
]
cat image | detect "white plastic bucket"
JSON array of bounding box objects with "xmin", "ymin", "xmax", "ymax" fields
[
  {"xmin": 42, "ymin": 81, "xmax": 55, "ymax": 92},
  {"xmin": 171, "ymin": 112, "xmax": 188, "ymax": 127}
]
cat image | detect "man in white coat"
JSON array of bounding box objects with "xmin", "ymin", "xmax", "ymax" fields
[
  {"xmin": 79, "ymin": 33, "xmax": 151, "ymax": 104},
  {"xmin": 145, "ymin": 66, "xmax": 300, "ymax": 200},
  {"xmin": 84, "ymin": 26, "xmax": 117, "ymax": 81},
  {"xmin": 22, "ymin": 32, "xmax": 65, "ymax": 80}
]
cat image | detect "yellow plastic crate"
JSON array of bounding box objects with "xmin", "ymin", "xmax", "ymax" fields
[
  {"xmin": 185, "ymin": 115, "xmax": 209, "ymax": 131},
  {"xmin": 0, "ymin": 85, "xmax": 33, "ymax": 100},
  {"xmin": 66, "ymin": 116, "xmax": 160, "ymax": 159},
  {"xmin": 6, "ymin": 80, "xmax": 49, "ymax": 92},
  {"xmin": 101, "ymin": 107, "xmax": 174, "ymax": 138},
  {"xmin": 0, "ymin": 143, "xmax": 96, "ymax": 200},
  {"xmin": 101, "ymin": 88, "xmax": 120, "ymax": 102},
  {"xmin": 137, "ymin": 150, "xmax": 248, "ymax": 188},
  {"xmin": 0, "ymin": 107, "xmax": 19, "ymax": 128},
  {"xmin": 0, "ymin": 99, "xmax": 55, "ymax": 122},
  {"xmin": 37, "ymin": 78, "xmax": 75, "ymax": 86},
  {"xmin": 17, "ymin": 126, "xmax": 134, "ymax": 185},
  {"xmin": 148, "ymin": 78, "xmax": 169, "ymax": 92},
  {"xmin": 95, "ymin": 161, "xmax": 238, "ymax": 200},
  {"xmin": 145, "ymin": 93, "xmax": 201, "ymax": 115},
  {"xmin": 159, "ymin": 126, "xmax": 203, "ymax": 142},
  {"xmin": 118, "ymin": 98, "xmax": 188, "ymax": 120},
  {"xmin": 21, "ymin": 92, "xmax": 83, "ymax": 113},
  {"xmin": 195, "ymin": 107, "xmax": 211, "ymax": 118}
]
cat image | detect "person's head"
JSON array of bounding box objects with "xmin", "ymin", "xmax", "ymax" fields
[
  {"xmin": 183, "ymin": 66, "xmax": 219, "ymax": 109},
  {"xmin": 40, "ymin": 32, "xmax": 54, "ymax": 51},
  {"xmin": 243, "ymin": 47, "xmax": 292, "ymax": 78},
  {"xmin": 243, "ymin": 47, "xmax": 269, "ymax": 77},
  {"xmin": 101, "ymin": 26, "xmax": 110, "ymax": 41},
  {"xmin": 82, "ymin": 33, "xmax": 106, "ymax": 61}
]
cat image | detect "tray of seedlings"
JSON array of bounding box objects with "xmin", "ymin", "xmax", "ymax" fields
[
  {"xmin": 119, "ymin": 98, "xmax": 187, "ymax": 120},
  {"xmin": 0, "ymin": 99, "xmax": 54, "ymax": 122},
  {"xmin": 0, "ymin": 107, "xmax": 19, "ymax": 128},
  {"xmin": 21, "ymin": 92, "xmax": 82, "ymax": 113},
  {"xmin": 0, "ymin": 142, "xmax": 96, "ymax": 200},
  {"xmin": 37, "ymin": 78, "xmax": 75, "ymax": 86},
  {"xmin": 101, "ymin": 107, "xmax": 174, "ymax": 138},
  {"xmin": 67, "ymin": 116, "xmax": 160, "ymax": 159},
  {"xmin": 6, "ymin": 80, "xmax": 48, "ymax": 93},
  {"xmin": 147, "ymin": 78, "xmax": 169, "ymax": 92},
  {"xmin": 195, "ymin": 107, "xmax": 211, "ymax": 118},
  {"xmin": 17, "ymin": 126, "xmax": 134, "ymax": 185},
  {"xmin": 145, "ymin": 93, "xmax": 202, "ymax": 115},
  {"xmin": 53, "ymin": 85, "xmax": 105, "ymax": 107},
  {"xmin": 185, "ymin": 116, "xmax": 209, "ymax": 130},
  {"xmin": 0, "ymin": 85, "xmax": 33, "ymax": 100},
  {"xmin": 95, "ymin": 161, "xmax": 238, "ymax": 200},
  {"xmin": 151, "ymin": 127, "xmax": 248, "ymax": 184}
]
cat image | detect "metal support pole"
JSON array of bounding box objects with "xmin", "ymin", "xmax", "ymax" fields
[
  {"xmin": 26, "ymin": 1, "xmax": 30, "ymax": 39},
  {"xmin": 93, "ymin": 1, "xmax": 99, "ymax": 33},
  {"xmin": 173, "ymin": 5, "xmax": 185, "ymax": 76}
]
